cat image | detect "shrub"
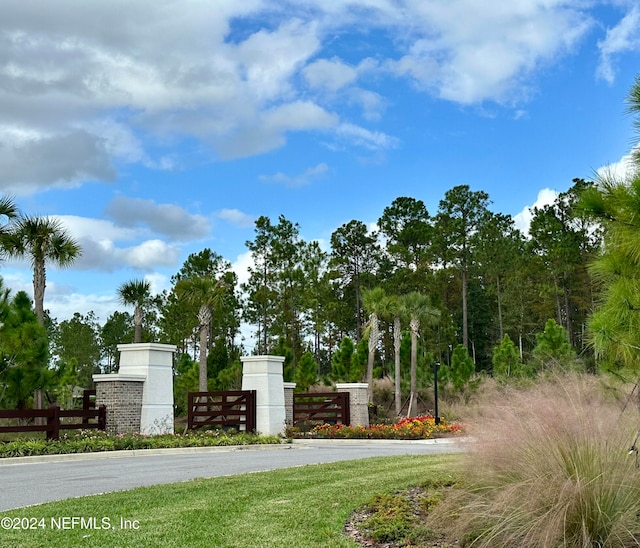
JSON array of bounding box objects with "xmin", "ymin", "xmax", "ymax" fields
[
  {"xmin": 492, "ymin": 334, "xmax": 526, "ymax": 378},
  {"xmin": 0, "ymin": 429, "xmax": 282, "ymax": 458},
  {"xmin": 295, "ymin": 351, "xmax": 318, "ymax": 392},
  {"xmin": 530, "ymin": 318, "xmax": 580, "ymax": 371},
  {"xmin": 434, "ymin": 373, "xmax": 640, "ymax": 546}
]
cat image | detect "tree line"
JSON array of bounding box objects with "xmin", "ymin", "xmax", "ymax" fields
[
  {"xmin": 3, "ymin": 74, "xmax": 640, "ymax": 414},
  {"xmin": 0, "ymin": 177, "xmax": 602, "ymax": 412}
]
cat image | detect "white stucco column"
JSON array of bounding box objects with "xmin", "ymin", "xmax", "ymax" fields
[
  {"xmin": 117, "ymin": 343, "xmax": 176, "ymax": 434},
  {"xmin": 241, "ymin": 355, "xmax": 286, "ymax": 436}
]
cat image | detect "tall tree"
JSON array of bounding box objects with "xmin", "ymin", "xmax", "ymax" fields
[
  {"xmin": 628, "ymin": 73, "xmax": 640, "ymax": 164},
  {"xmin": 434, "ymin": 185, "xmax": 490, "ymax": 350},
  {"xmin": 0, "ymin": 279, "xmax": 12, "ymax": 386},
  {"xmin": 175, "ymin": 275, "xmax": 227, "ymax": 391},
  {"xmin": 100, "ymin": 311, "xmax": 133, "ymax": 372},
  {"xmin": 296, "ymin": 351, "xmax": 318, "ymax": 392},
  {"xmin": 3, "ymin": 215, "xmax": 81, "ymax": 324},
  {"xmin": 244, "ymin": 215, "xmax": 309, "ymax": 369},
  {"xmin": 161, "ymin": 249, "xmax": 240, "ymax": 358},
  {"xmin": 377, "ymin": 197, "xmax": 432, "ymax": 291},
  {"xmin": 117, "ymin": 279, "xmax": 151, "ymax": 343},
  {"xmin": 362, "ymin": 286, "xmax": 387, "ymax": 401},
  {"xmin": 329, "ymin": 220, "xmax": 379, "ymax": 342},
  {"xmin": 474, "ymin": 212, "xmax": 524, "ymax": 342},
  {"xmin": 299, "ymin": 241, "xmax": 331, "ymax": 364},
  {"xmin": 243, "ymin": 216, "xmax": 279, "ymax": 354},
  {"xmin": 0, "ymin": 290, "xmax": 49, "ymax": 408},
  {"xmin": 379, "ymin": 294, "xmax": 404, "ymax": 416},
  {"xmin": 270, "ymin": 216, "xmax": 306, "ymax": 369},
  {"xmin": 528, "ymin": 181, "xmax": 598, "ymax": 348},
  {"xmin": 53, "ymin": 311, "xmax": 102, "ymax": 388},
  {"xmin": 400, "ymin": 291, "xmax": 440, "ymax": 417},
  {"xmin": 331, "ymin": 336, "xmax": 360, "ymax": 382},
  {"xmin": 580, "ymin": 170, "xmax": 640, "ymax": 370}
]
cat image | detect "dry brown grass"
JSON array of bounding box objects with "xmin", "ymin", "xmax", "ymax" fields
[{"xmin": 430, "ymin": 373, "xmax": 640, "ymax": 547}]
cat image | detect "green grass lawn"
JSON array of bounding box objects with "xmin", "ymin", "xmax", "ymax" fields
[{"xmin": 0, "ymin": 454, "xmax": 460, "ymax": 547}]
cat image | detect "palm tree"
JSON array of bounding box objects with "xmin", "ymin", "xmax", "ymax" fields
[
  {"xmin": 400, "ymin": 291, "xmax": 440, "ymax": 417},
  {"xmin": 0, "ymin": 196, "xmax": 18, "ymax": 260},
  {"xmin": 362, "ymin": 287, "xmax": 387, "ymax": 402},
  {"xmin": 0, "ymin": 196, "xmax": 19, "ymax": 248},
  {"xmin": 117, "ymin": 279, "xmax": 151, "ymax": 343},
  {"xmin": 175, "ymin": 275, "xmax": 226, "ymax": 392},
  {"xmin": 380, "ymin": 294, "xmax": 404, "ymax": 416},
  {"xmin": 3, "ymin": 215, "xmax": 81, "ymax": 325}
]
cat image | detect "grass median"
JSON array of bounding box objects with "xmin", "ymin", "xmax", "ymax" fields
[{"xmin": 0, "ymin": 453, "xmax": 460, "ymax": 547}]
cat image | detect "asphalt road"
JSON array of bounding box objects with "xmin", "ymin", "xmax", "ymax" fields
[{"xmin": 0, "ymin": 438, "xmax": 464, "ymax": 511}]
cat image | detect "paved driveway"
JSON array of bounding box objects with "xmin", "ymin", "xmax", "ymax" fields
[{"xmin": 0, "ymin": 438, "xmax": 464, "ymax": 511}]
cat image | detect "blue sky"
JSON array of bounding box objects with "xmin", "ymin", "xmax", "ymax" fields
[{"xmin": 1, "ymin": 1, "xmax": 640, "ymax": 331}]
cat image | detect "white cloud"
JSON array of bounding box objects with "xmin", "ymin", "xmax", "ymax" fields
[
  {"xmin": 56, "ymin": 215, "xmax": 138, "ymax": 241},
  {"xmin": 75, "ymin": 237, "xmax": 181, "ymax": 272},
  {"xmin": 596, "ymin": 146, "xmax": 640, "ymax": 181},
  {"xmin": 0, "ymin": 268, "xmax": 118, "ymax": 324},
  {"xmin": 0, "ymin": 128, "xmax": 115, "ymax": 194},
  {"xmin": 122, "ymin": 239, "xmax": 181, "ymax": 270},
  {"xmin": 514, "ymin": 188, "xmax": 559, "ymax": 235},
  {"xmin": 103, "ymin": 196, "xmax": 211, "ymax": 241},
  {"xmin": 0, "ymin": 3, "xmax": 327, "ymax": 178},
  {"xmin": 143, "ymin": 272, "xmax": 171, "ymax": 296},
  {"xmin": 597, "ymin": 5, "xmax": 640, "ymax": 84},
  {"xmin": 52, "ymin": 215, "xmax": 183, "ymax": 272},
  {"xmin": 232, "ymin": 18, "xmax": 321, "ymax": 101},
  {"xmin": 84, "ymin": 119, "xmax": 176, "ymax": 170},
  {"xmin": 264, "ymin": 101, "xmax": 339, "ymax": 132},
  {"xmin": 259, "ymin": 163, "xmax": 329, "ymax": 188},
  {"xmin": 0, "ymin": 0, "xmax": 605, "ymax": 190},
  {"xmin": 3, "ymin": 267, "xmax": 170, "ymax": 325},
  {"xmin": 46, "ymin": 292, "xmax": 119, "ymax": 325},
  {"xmin": 335, "ymin": 123, "xmax": 399, "ymax": 150},
  {"xmin": 303, "ymin": 57, "xmax": 359, "ymax": 91},
  {"xmin": 232, "ymin": 250, "xmax": 254, "ymax": 288},
  {"xmin": 216, "ymin": 209, "xmax": 255, "ymax": 228},
  {"xmin": 215, "ymin": 101, "xmax": 339, "ymax": 159},
  {"xmin": 387, "ymin": 1, "xmax": 593, "ymax": 104},
  {"xmin": 349, "ymin": 89, "xmax": 387, "ymax": 121}
]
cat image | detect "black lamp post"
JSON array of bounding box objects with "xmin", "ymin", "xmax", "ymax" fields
[{"xmin": 433, "ymin": 361, "xmax": 441, "ymax": 425}]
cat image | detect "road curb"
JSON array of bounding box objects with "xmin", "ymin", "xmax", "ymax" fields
[
  {"xmin": 0, "ymin": 436, "xmax": 469, "ymax": 466},
  {"xmin": 0, "ymin": 442, "xmax": 299, "ymax": 465}
]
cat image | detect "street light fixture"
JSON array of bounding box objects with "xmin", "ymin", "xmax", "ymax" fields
[{"xmin": 433, "ymin": 361, "xmax": 441, "ymax": 425}]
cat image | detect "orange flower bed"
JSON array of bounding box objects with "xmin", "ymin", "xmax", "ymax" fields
[{"xmin": 298, "ymin": 415, "xmax": 463, "ymax": 439}]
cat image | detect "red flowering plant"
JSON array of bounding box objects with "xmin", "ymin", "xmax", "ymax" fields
[{"xmin": 287, "ymin": 415, "xmax": 463, "ymax": 440}]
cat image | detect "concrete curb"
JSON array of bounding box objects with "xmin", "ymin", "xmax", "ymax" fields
[
  {"xmin": 0, "ymin": 436, "xmax": 470, "ymax": 466},
  {"xmin": 0, "ymin": 442, "xmax": 299, "ymax": 465},
  {"xmin": 291, "ymin": 437, "xmax": 468, "ymax": 445}
]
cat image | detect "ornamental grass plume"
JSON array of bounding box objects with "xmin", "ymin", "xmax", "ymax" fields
[{"xmin": 434, "ymin": 373, "xmax": 640, "ymax": 547}]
